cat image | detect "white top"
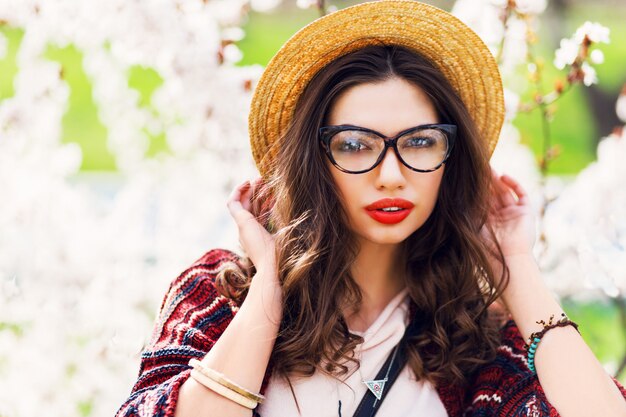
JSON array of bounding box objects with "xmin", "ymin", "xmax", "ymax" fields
[{"xmin": 256, "ymin": 287, "xmax": 448, "ymax": 416}]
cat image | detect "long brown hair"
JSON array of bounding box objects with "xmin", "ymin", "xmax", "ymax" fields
[{"xmin": 217, "ymin": 44, "xmax": 509, "ymax": 389}]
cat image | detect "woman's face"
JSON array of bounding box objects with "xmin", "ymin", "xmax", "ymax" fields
[{"xmin": 325, "ymin": 76, "xmax": 445, "ymax": 246}]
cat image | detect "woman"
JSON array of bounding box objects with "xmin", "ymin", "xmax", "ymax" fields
[{"xmin": 116, "ymin": 2, "xmax": 626, "ymax": 416}]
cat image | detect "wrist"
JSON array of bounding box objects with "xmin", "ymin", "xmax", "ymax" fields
[
  {"xmin": 499, "ymin": 252, "xmax": 542, "ymax": 298},
  {"xmin": 497, "ymin": 253, "xmax": 565, "ymax": 342},
  {"xmin": 247, "ymin": 270, "xmax": 282, "ymax": 323}
]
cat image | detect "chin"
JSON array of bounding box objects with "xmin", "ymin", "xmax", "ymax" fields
[
  {"xmin": 357, "ymin": 227, "xmax": 417, "ymax": 246},
  {"xmin": 349, "ymin": 212, "xmax": 428, "ymax": 246}
]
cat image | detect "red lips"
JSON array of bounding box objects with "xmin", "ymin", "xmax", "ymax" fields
[
  {"xmin": 364, "ymin": 198, "xmax": 414, "ymax": 225},
  {"xmin": 365, "ymin": 198, "xmax": 415, "ymax": 211}
]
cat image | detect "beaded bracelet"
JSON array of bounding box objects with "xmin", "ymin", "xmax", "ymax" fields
[{"xmin": 526, "ymin": 313, "xmax": 580, "ymax": 373}]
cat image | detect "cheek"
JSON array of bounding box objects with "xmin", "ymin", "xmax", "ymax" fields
[
  {"xmin": 332, "ymin": 174, "xmax": 359, "ymax": 210},
  {"xmin": 328, "ymin": 165, "xmax": 350, "ymax": 204},
  {"xmin": 329, "ymin": 169, "xmax": 365, "ymax": 224},
  {"xmin": 412, "ymin": 172, "xmax": 445, "ymax": 210},
  {"xmin": 430, "ymin": 177, "xmax": 445, "ymax": 208}
]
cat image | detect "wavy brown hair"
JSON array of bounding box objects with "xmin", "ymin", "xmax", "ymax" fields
[{"xmin": 216, "ymin": 44, "xmax": 509, "ymax": 392}]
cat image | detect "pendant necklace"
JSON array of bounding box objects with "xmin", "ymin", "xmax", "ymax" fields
[{"xmin": 336, "ymin": 342, "xmax": 400, "ymax": 417}]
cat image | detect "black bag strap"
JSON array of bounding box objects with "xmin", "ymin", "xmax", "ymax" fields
[{"xmin": 351, "ymin": 318, "xmax": 423, "ymax": 417}]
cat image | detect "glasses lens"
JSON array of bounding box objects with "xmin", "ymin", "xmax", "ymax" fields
[
  {"xmin": 397, "ymin": 128, "xmax": 449, "ymax": 170},
  {"xmin": 329, "ymin": 130, "xmax": 384, "ymax": 172},
  {"xmin": 328, "ymin": 127, "xmax": 450, "ymax": 172}
]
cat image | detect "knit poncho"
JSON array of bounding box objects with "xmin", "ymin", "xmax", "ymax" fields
[{"xmin": 115, "ymin": 249, "xmax": 626, "ymax": 417}]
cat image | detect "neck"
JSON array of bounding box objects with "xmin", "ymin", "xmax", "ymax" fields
[{"xmin": 344, "ymin": 239, "xmax": 406, "ymax": 333}]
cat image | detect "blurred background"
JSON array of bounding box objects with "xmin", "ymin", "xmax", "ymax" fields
[{"xmin": 0, "ymin": 0, "xmax": 625, "ymax": 416}]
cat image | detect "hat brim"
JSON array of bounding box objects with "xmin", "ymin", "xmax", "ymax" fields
[{"xmin": 248, "ymin": 0, "xmax": 504, "ymax": 178}]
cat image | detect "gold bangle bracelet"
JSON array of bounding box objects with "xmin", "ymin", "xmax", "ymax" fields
[
  {"xmin": 190, "ymin": 368, "xmax": 258, "ymax": 409},
  {"xmin": 188, "ymin": 359, "xmax": 266, "ymax": 404}
]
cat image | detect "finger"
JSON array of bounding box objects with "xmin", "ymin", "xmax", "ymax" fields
[
  {"xmin": 490, "ymin": 168, "xmax": 514, "ymax": 206},
  {"xmin": 500, "ymin": 174, "xmax": 529, "ymax": 205},
  {"xmin": 241, "ymin": 182, "xmax": 254, "ymax": 212},
  {"xmin": 227, "ymin": 181, "xmax": 253, "ymax": 222},
  {"xmin": 492, "ymin": 172, "xmax": 517, "ymax": 207},
  {"xmin": 489, "ymin": 171, "xmax": 511, "ymax": 210},
  {"xmin": 226, "ymin": 181, "xmax": 248, "ymax": 207},
  {"xmin": 229, "ymin": 202, "xmax": 257, "ymax": 228}
]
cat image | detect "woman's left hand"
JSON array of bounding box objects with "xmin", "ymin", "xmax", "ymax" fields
[{"xmin": 481, "ymin": 168, "xmax": 537, "ymax": 259}]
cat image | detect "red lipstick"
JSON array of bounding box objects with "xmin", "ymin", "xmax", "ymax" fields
[{"xmin": 364, "ymin": 198, "xmax": 414, "ymax": 225}]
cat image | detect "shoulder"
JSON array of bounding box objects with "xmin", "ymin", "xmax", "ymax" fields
[
  {"xmin": 162, "ymin": 247, "xmax": 242, "ymax": 305},
  {"xmin": 188, "ymin": 247, "xmax": 243, "ymax": 273},
  {"xmin": 148, "ymin": 248, "xmax": 243, "ymax": 350},
  {"xmin": 129, "ymin": 248, "xmax": 245, "ymax": 395}
]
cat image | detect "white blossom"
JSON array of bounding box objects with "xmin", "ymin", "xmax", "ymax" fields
[
  {"xmin": 452, "ymin": 0, "xmax": 506, "ymax": 54},
  {"xmin": 223, "ymin": 43, "xmax": 244, "ymax": 64},
  {"xmin": 499, "ymin": 16, "xmax": 530, "ymax": 74},
  {"xmin": 590, "ymin": 49, "xmax": 604, "ymax": 64},
  {"xmin": 542, "ymin": 131, "xmax": 626, "ymax": 298},
  {"xmin": 222, "ymin": 27, "xmax": 246, "ymax": 42},
  {"xmin": 554, "ymin": 37, "xmax": 579, "ymax": 70},
  {"xmin": 0, "ymin": 0, "xmax": 269, "ymax": 415},
  {"xmin": 490, "ymin": 123, "xmax": 543, "ymax": 204},
  {"xmin": 574, "ymin": 21, "xmax": 610, "ymax": 44},
  {"xmin": 514, "ymin": 0, "xmax": 547, "ymax": 15},
  {"xmin": 503, "ymin": 88, "xmax": 520, "ymax": 122},
  {"xmin": 250, "ymin": 0, "xmax": 282, "ymax": 12},
  {"xmin": 581, "ymin": 61, "xmax": 598, "ymax": 86},
  {"xmin": 616, "ymin": 92, "xmax": 626, "ymax": 124},
  {"xmin": 296, "ymin": 0, "xmax": 318, "ymax": 9}
]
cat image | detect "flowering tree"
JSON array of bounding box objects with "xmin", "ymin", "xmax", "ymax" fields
[
  {"xmin": 0, "ymin": 0, "xmax": 623, "ymax": 416},
  {"xmin": 0, "ymin": 1, "xmax": 276, "ymax": 415},
  {"xmin": 450, "ymin": 0, "xmax": 625, "ymax": 377}
]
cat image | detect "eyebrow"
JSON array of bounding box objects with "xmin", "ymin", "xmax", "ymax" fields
[{"xmin": 325, "ymin": 123, "xmax": 444, "ymax": 138}]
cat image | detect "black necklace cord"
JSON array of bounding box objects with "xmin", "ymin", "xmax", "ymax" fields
[{"xmin": 350, "ymin": 317, "xmax": 424, "ymax": 417}]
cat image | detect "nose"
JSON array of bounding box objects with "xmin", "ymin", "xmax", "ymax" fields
[{"xmin": 373, "ymin": 147, "xmax": 407, "ymax": 190}]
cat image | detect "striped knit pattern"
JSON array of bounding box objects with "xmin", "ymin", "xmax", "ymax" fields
[{"xmin": 116, "ymin": 248, "xmax": 626, "ymax": 417}]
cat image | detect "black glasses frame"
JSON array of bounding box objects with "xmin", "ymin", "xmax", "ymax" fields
[{"xmin": 318, "ymin": 123, "xmax": 457, "ymax": 174}]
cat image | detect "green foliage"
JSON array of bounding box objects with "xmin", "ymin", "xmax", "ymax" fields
[
  {"xmin": 236, "ymin": 9, "xmax": 319, "ymax": 66},
  {"xmin": 0, "ymin": 25, "xmax": 22, "ymax": 100},
  {"xmin": 44, "ymin": 44, "xmax": 116, "ymax": 171},
  {"xmin": 127, "ymin": 66, "xmax": 171, "ymax": 158},
  {"xmin": 0, "ymin": 321, "xmax": 23, "ymax": 337},
  {"xmin": 513, "ymin": 84, "xmax": 598, "ymax": 174},
  {"xmin": 128, "ymin": 65, "xmax": 163, "ymax": 108},
  {"xmin": 511, "ymin": 4, "xmax": 626, "ymax": 174},
  {"xmin": 77, "ymin": 399, "xmax": 94, "ymax": 417}
]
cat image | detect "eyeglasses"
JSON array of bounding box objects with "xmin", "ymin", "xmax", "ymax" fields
[{"xmin": 319, "ymin": 123, "xmax": 456, "ymax": 174}]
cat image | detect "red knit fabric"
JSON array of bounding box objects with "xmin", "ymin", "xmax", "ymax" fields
[{"xmin": 115, "ymin": 248, "xmax": 626, "ymax": 417}]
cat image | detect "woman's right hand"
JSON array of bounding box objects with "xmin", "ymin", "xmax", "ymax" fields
[{"xmin": 226, "ymin": 178, "xmax": 277, "ymax": 276}]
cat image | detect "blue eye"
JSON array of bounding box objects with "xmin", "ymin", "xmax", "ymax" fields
[
  {"xmin": 330, "ymin": 131, "xmax": 379, "ymax": 153},
  {"xmin": 337, "ymin": 139, "xmax": 371, "ymax": 152},
  {"xmin": 404, "ymin": 136, "xmax": 435, "ymax": 148}
]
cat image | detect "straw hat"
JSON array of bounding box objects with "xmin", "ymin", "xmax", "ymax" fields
[{"xmin": 248, "ymin": 0, "xmax": 504, "ymax": 179}]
